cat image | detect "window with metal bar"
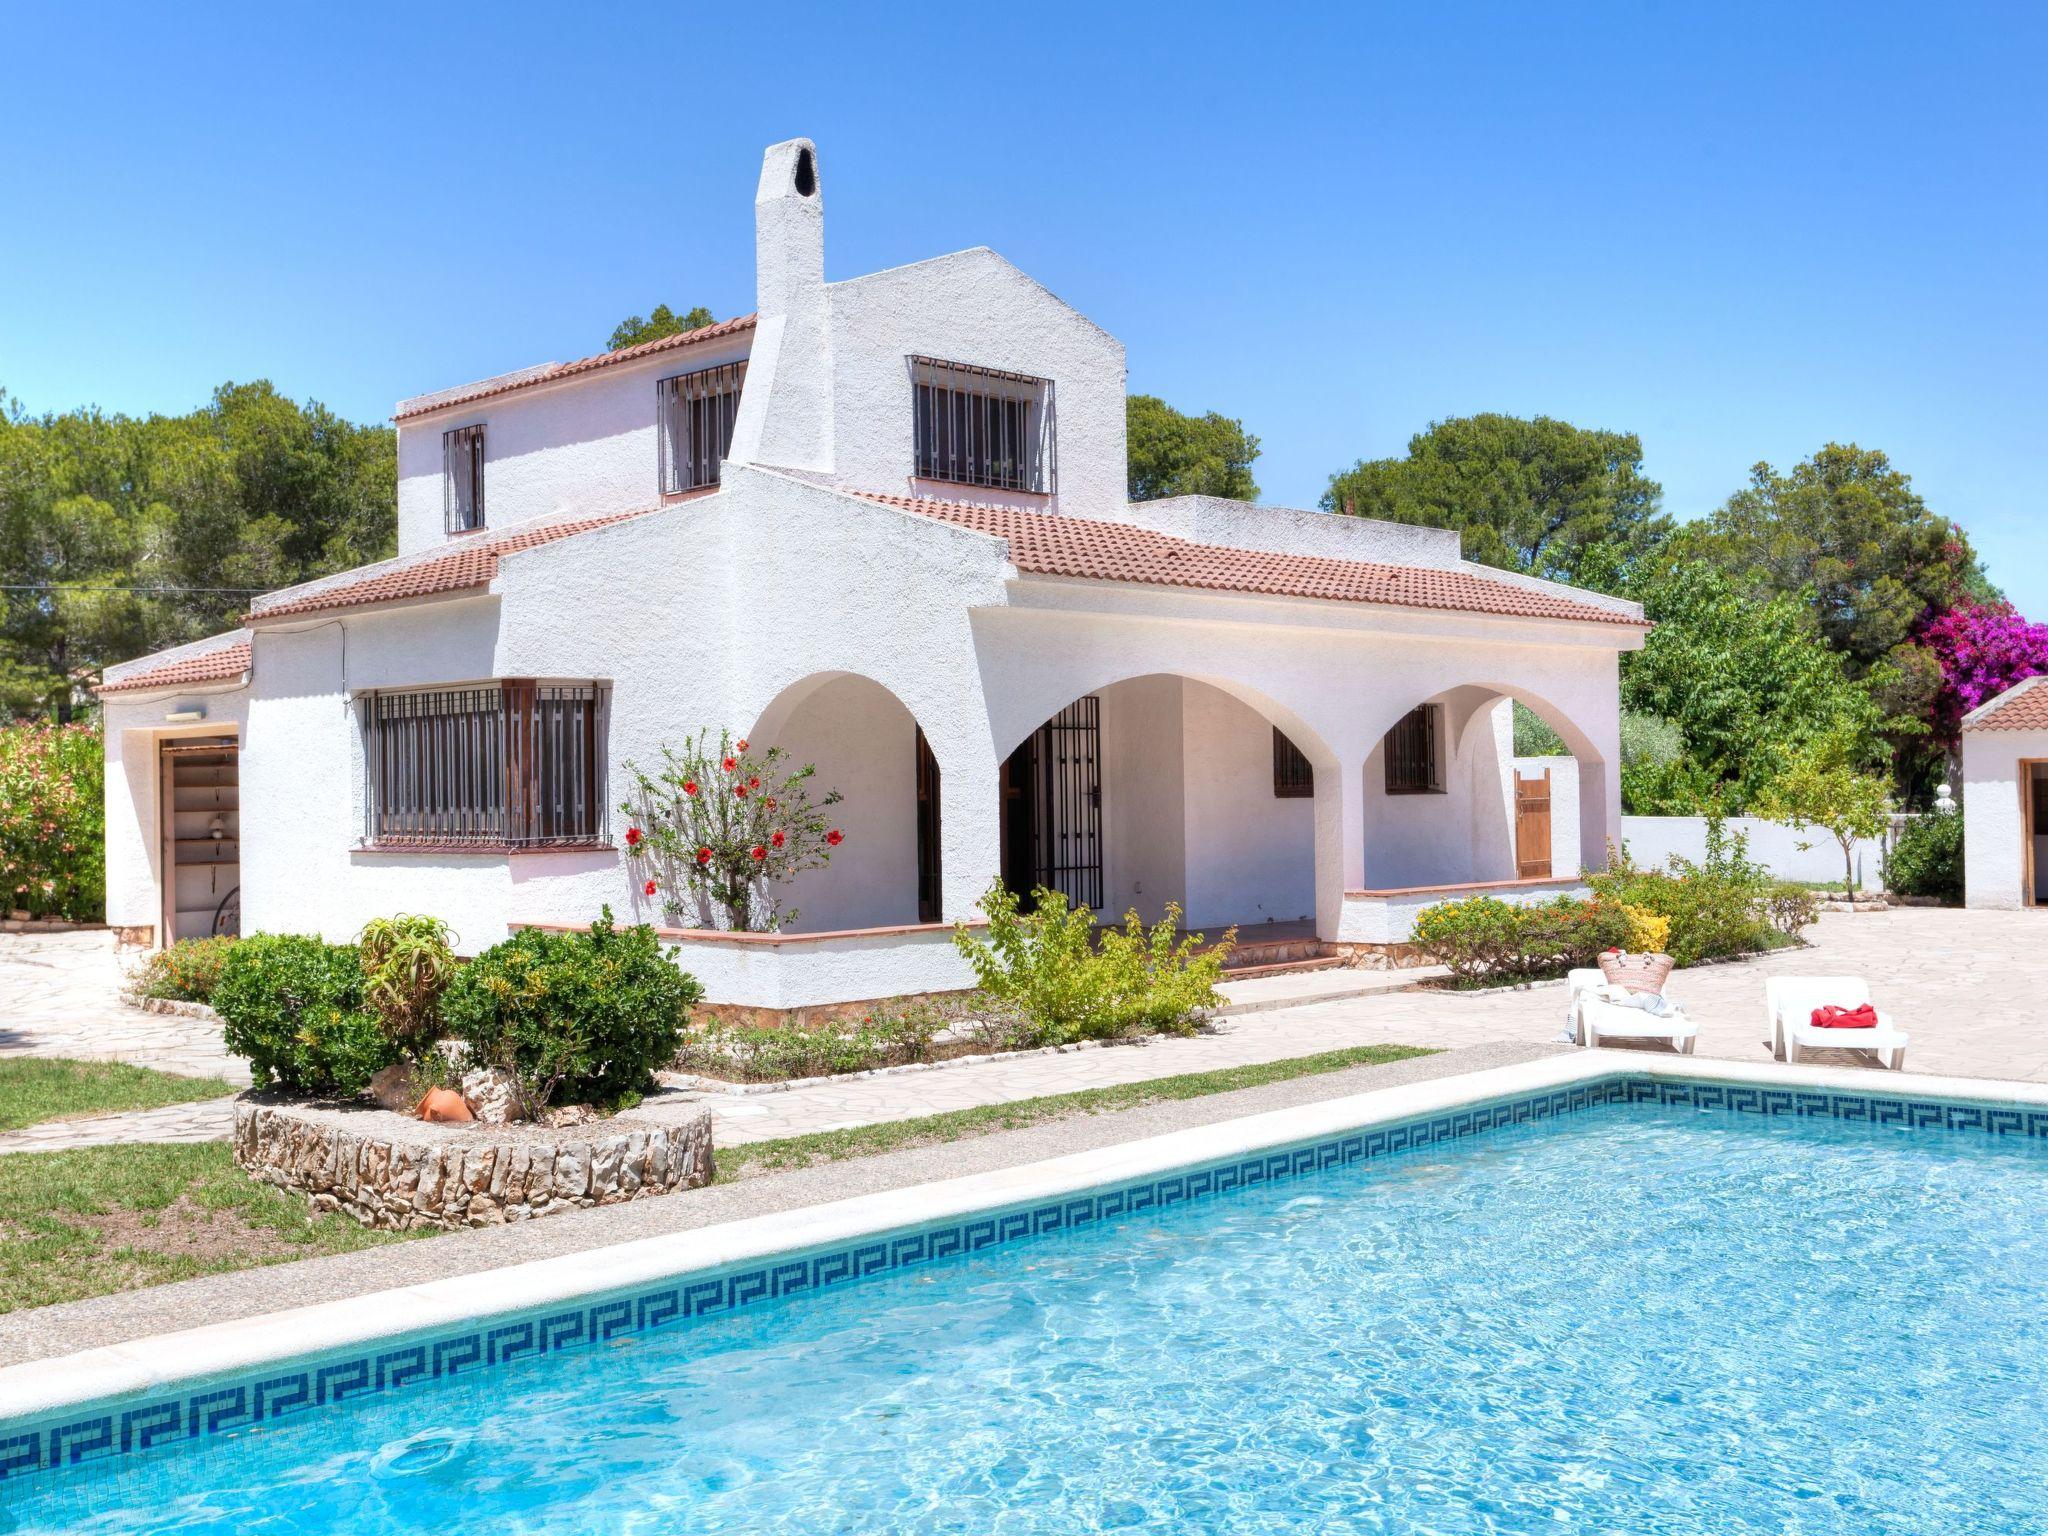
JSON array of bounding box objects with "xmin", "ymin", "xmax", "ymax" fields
[
  {"xmin": 910, "ymin": 357, "xmax": 1054, "ymax": 493},
  {"xmin": 443, "ymin": 425, "xmax": 486, "ymax": 533},
  {"xmin": 1272, "ymin": 728, "xmax": 1314, "ymax": 798},
  {"xmin": 1383, "ymin": 705, "xmax": 1444, "ymax": 795},
  {"xmin": 359, "ymin": 681, "xmax": 607, "ymax": 847},
  {"xmin": 657, "ymin": 362, "xmax": 747, "ymax": 494}
]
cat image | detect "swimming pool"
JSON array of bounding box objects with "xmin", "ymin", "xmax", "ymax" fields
[{"xmin": 7, "ymin": 1069, "xmax": 2048, "ymax": 1533}]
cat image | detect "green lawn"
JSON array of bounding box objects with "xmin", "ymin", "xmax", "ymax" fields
[
  {"xmin": 0, "ymin": 1142, "xmax": 418, "ymax": 1313},
  {"xmin": 716, "ymin": 1042, "xmax": 1440, "ymax": 1181},
  {"xmin": 0, "ymin": 1058, "xmax": 234, "ymax": 1133}
]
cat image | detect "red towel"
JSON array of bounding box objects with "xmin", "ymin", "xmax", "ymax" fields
[{"xmin": 1811, "ymin": 1004, "xmax": 1879, "ymax": 1030}]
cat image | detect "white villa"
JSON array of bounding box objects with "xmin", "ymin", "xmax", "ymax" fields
[
  {"xmin": 97, "ymin": 139, "xmax": 1647, "ymax": 1016},
  {"xmin": 1961, "ymin": 676, "xmax": 2048, "ymax": 909}
]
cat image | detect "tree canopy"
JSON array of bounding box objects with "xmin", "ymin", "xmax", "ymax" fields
[
  {"xmin": 1321, "ymin": 414, "xmax": 1668, "ymax": 590},
  {"xmin": 1619, "ymin": 561, "xmax": 1888, "ymax": 813},
  {"xmin": 608, "ymin": 305, "xmax": 717, "ymax": 352},
  {"xmin": 1680, "ymin": 444, "xmax": 1990, "ymax": 674},
  {"xmin": 0, "ymin": 384, "xmax": 395, "ymax": 718},
  {"xmin": 1126, "ymin": 395, "xmax": 1260, "ymax": 503}
]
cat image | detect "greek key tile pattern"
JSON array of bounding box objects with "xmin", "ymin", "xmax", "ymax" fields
[{"xmin": 8, "ymin": 1074, "xmax": 2045, "ymax": 1486}]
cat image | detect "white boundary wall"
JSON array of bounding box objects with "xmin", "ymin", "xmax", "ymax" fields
[{"xmin": 1619, "ymin": 815, "xmax": 1885, "ymax": 887}]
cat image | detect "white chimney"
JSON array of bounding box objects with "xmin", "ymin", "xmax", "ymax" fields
[
  {"xmin": 726, "ymin": 138, "xmax": 835, "ymax": 475},
  {"xmin": 756, "ymin": 138, "xmax": 823, "ymax": 316}
]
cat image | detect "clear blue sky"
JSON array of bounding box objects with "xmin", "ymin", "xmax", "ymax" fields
[{"xmin": 4, "ymin": 3, "xmax": 2043, "ymax": 607}]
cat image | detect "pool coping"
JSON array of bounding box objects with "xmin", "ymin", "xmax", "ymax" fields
[{"xmin": 10, "ymin": 1049, "xmax": 2048, "ymax": 1433}]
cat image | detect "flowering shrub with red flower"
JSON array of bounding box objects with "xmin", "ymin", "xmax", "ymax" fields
[
  {"xmin": 1911, "ymin": 600, "xmax": 2048, "ymax": 746},
  {"xmin": 0, "ymin": 721, "xmax": 104, "ymax": 921},
  {"xmin": 622, "ymin": 728, "xmax": 845, "ymax": 931}
]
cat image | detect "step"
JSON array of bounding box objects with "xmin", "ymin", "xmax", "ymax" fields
[
  {"xmin": 1214, "ymin": 963, "xmax": 1450, "ymax": 1017},
  {"xmin": 1217, "ymin": 955, "xmax": 1350, "ymax": 981}
]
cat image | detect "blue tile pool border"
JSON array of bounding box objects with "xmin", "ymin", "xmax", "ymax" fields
[{"xmin": 8, "ymin": 1072, "xmax": 2048, "ymax": 1487}]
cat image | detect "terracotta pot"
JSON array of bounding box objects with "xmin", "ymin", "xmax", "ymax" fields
[{"xmin": 416, "ymin": 1086, "xmax": 474, "ymax": 1123}]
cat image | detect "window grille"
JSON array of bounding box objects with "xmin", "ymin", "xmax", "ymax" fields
[
  {"xmin": 658, "ymin": 362, "xmax": 747, "ymax": 494},
  {"xmin": 443, "ymin": 425, "xmax": 486, "ymax": 533},
  {"xmin": 1272, "ymin": 729, "xmax": 1314, "ymax": 798},
  {"xmin": 910, "ymin": 357, "xmax": 1054, "ymax": 493},
  {"xmin": 360, "ymin": 681, "xmax": 606, "ymax": 847},
  {"xmin": 1383, "ymin": 705, "xmax": 1444, "ymax": 795}
]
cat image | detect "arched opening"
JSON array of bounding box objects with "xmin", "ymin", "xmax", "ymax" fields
[
  {"xmin": 1360, "ymin": 683, "xmax": 1609, "ymax": 889},
  {"xmin": 1002, "ymin": 673, "xmax": 1333, "ymax": 942},
  {"xmin": 745, "ymin": 672, "xmax": 936, "ymax": 932}
]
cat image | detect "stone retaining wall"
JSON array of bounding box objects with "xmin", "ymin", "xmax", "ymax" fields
[{"xmin": 232, "ymin": 1097, "xmax": 714, "ymax": 1231}]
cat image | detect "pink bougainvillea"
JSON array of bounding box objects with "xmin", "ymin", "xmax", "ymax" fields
[
  {"xmin": 0, "ymin": 722, "xmax": 103, "ymax": 921},
  {"xmin": 1914, "ymin": 601, "xmax": 2048, "ymax": 743}
]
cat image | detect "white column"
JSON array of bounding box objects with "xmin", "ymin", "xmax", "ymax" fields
[{"xmin": 1313, "ymin": 758, "xmax": 1366, "ymax": 940}]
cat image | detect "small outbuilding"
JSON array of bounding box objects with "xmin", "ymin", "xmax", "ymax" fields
[{"xmin": 1961, "ymin": 675, "xmax": 2048, "ymax": 909}]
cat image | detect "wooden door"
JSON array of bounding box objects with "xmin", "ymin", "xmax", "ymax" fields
[{"xmin": 1514, "ymin": 769, "xmax": 1552, "ymax": 879}]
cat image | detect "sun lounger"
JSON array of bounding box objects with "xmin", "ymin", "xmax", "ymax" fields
[
  {"xmin": 1567, "ymin": 967, "xmax": 1697, "ymax": 1054},
  {"xmin": 1764, "ymin": 976, "xmax": 1909, "ymax": 1070}
]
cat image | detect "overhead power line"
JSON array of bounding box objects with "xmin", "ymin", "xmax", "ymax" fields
[{"xmin": 1, "ymin": 583, "xmax": 269, "ymax": 595}]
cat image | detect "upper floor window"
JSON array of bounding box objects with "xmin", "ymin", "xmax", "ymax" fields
[
  {"xmin": 659, "ymin": 361, "xmax": 747, "ymax": 494},
  {"xmin": 1383, "ymin": 705, "xmax": 1444, "ymax": 795},
  {"xmin": 443, "ymin": 424, "xmax": 486, "ymax": 533},
  {"xmin": 359, "ymin": 680, "xmax": 608, "ymax": 849},
  {"xmin": 1272, "ymin": 728, "xmax": 1314, "ymax": 799},
  {"xmin": 911, "ymin": 357, "xmax": 1054, "ymax": 493}
]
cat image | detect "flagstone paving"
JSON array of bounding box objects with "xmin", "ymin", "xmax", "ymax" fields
[{"xmin": 4, "ymin": 908, "xmax": 2045, "ymax": 1153}]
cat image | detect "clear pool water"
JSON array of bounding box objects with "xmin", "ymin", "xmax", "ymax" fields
[{"xmin": 13, "ymin": 1096, "xmax": 2048, "ymax": 1534}]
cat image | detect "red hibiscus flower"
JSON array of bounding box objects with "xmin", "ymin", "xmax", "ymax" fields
[
  {"xmin": 826, "ymin": 828, "xmax": 844, "ymax": 847},
  {"xmin": 625, "ymin": 827, "xmax": 642, "ymax": 847},
  {"xmin": 682, "ymin": 781, "xmax": 698, "ymax": 797},
  {"xmin": 748, "ymin": 775, "xmax": 760, "ymax": 789},
  {"xmin": 696, "ymin": 847, "xmax": 713, "ymax": 865},
  {"xmin": 722, "ymin": 756, "xmax": 737, "ymax": 772},
  {"xmin": 770, "ymin": 830, "xmax": 785, "ymax": 849},
  {"xmin": 735, "ymin": 738, "xmax": 749, "ymax": 752},
  {"xmin": 643, "ymin": 879, "xmax": 657, "ymax": 896},
  {"xmin": 734, "ymin": 784, "xmax": 749, "ymax": 798},
  {"xmin": 765, "ymin": 797, "xmax": 777, "ymax": 810},
  {"xmin": 750, "ymin": 845, "xmax": 767, "ymax": 861}
]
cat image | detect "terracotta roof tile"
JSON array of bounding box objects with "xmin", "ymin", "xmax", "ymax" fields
[
  {"xmin": 1963, "ymin": 675, "xmax": 2048, "ymax": 731},
  {"xmin": 393, "ymin": 314, "xmax": 757, "ymax": 421},
  {"xmin": 251, "ymin": 506, "xmax": 663, "ymax": 621},
  {"xmin": 853, "ymin": 492, "xmax": 1647, "ymax": 628},
  {"xmin": 97, "ymin": 638, "xmax": 252, "ymax": 695}
]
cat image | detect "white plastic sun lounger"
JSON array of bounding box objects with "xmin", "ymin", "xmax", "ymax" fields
[
  {"xmin": 1764, "ymin": 976, "xmax": 1909, "ymax": 1070},
  {"xmin": 1567, "ymin": 968, "xmax": 1697, "ymax": 1054}
]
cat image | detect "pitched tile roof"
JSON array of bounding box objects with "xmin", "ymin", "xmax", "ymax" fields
[
  {"xmin": 853, "ymin": 491, "xmax": 1648, "ymax": 628},
  {"xmin": 1963, "ymin": 675, "xmax": 2048, "ymax": 731},
  {"xmin": 392, "ymin": 314, "xmax": 757, "ymax": 421},
  {"xmin": 97, "ymin": 637, "xmax": 252, "ymax": 695},
  {"xmin": 250, "ymin": 506, "xmax": 663, "ymax": 621}
]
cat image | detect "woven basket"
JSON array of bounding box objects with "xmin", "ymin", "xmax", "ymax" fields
[{"xmin": 1598, "ymin": 950, "xmax": 1674, "ymax": 995}]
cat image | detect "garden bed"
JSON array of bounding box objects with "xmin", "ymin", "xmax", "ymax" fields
[{"xmin": 233, "ymin": 1095, "xmax": 713, "ymax": 1231}]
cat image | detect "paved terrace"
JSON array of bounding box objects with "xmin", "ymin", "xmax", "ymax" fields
[{"xmin": 1, "ymin": 909, "xmax": 2043, "ymax": 1157}]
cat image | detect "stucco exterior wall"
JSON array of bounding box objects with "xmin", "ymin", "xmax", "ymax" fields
[
  {"xmin": 1963, "ymin": 730, "xmax": 2048, "ymax": 909},
  {"xmin": 394, "ymin": 333, "xmax": 752, "ymax": 558},
  {"xmin": 826, "ymin": 250, "xmax": 1127, "ymax": 520},
  {"xmin": 101, "ymin": 689, "xmax": 254, "ymax": 939},
  {"xmin": 1179, "ymin": 680, "xmax": 1315, "ymax": 930},
  {"xmin": 1097, "ymin": 675, "xmax": 1187, "ymax": 923}
]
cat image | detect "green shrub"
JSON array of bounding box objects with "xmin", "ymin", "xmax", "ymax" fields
[
  {"xmin": 1589, "ymin": 820, "xmax": 1776, "ymax": 964},
  {"xmin": 1885, "ymin": 811, "xmax": 1963, "ymax": 903},
  {"xmin": 953, "ymin": 887, "xmax": 1229, "ymax": 1045},
  {"xmin": 1411, "ymin": 896, "xmax": 1528, "ymax": 983},
  {"xmin": 129, "ymin": 935, "xmax": 239, "ymax": 1004},
  {"xmin": 0, "ymin": 721, "xmax": 103, "ymax": 921},
  {"xmin": 356, "ymin": 914, "xmax": 457, "ymax": 1051},
  {"xmin": 441, "ymin": 910, "xmax": 699, "ymax": 1110},
  {"xmin": 1412, "ymin": 895, "xmax": 1629, "ymax": 984},
  {"xmin": 1762, "ymin": 881, "xmax": 1822, "ymax": 936},
  {"xmin": 211, "ymin": 934, "xmax": 395, "ymax": 1097}
]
